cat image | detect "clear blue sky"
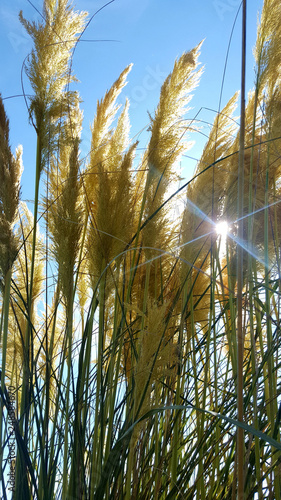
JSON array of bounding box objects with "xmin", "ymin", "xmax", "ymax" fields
[{"xmin": 0, "ymin": 0, "xmax": 263, "ymax": 204}]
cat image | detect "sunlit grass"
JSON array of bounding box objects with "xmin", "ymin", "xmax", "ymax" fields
[{"xmin": 0, "ymin": 1, "xmax": 281, "ymax": 499}]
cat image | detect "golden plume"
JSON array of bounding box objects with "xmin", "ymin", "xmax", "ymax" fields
[
  {"xmin": 142, "ymin": 44, "xmax": 203, "ymax": 255},
  {"xmin": 20, "ymin": 0, "xmax": 87, "ymax": 172},
  {"xmin": 0, "ymin": 96, "xmax": 23, "ymax": 285}
]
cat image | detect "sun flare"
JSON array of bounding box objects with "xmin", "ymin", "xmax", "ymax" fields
[{"xmin": 215, "ymin": 221, "xmax": 229, "ymax": 237}]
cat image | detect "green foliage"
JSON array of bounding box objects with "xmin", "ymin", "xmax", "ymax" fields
[{"xmin": 1, "ymin": 1, "xmax": 281, "ymax": 499}]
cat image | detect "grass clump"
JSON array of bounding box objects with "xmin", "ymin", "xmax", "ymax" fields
[{"xmin": 1, "ymin": 1, "xmax": 281, "ymax": 499}]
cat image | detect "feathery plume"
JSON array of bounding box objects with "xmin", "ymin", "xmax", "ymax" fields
[
  {"xmin": 85, "ymin": 69, "xmax": 136, "ymax": 285},
  {"xmin": 4, "ymin": 203, "xmax": 44, "ymax": 389},
  {"xmin": 182, "ymin": 92, "xmax": 238, "ymax": 256},
  {"xmin": 46, "ymin": 99, "xmax": 83, "ymax": 306},
  {"xmin": 86, "ymin": 142, "xmax": 137, "ymax": 285},
  {"xmin": 20, "ymin": 0, "xmax": 87, "ymax": 171},
  {"xmin": 85, "ymin": 65, "xmax": 132, "ymax": 206},
  {"xmin": 0, "ymin": 96, "xmax": 23, "ymax": 284},
  {"xmin": 180, "ymin": 93, "xmax": 238, "ymax": 330},
  {"xmin": 142, "ymin": 44, "xmax": 203, "ymax": 253},
  {"xmin": 254, "ymin": 0, "xmax": 281, "ymax": 88},
  {"xmin": 129, "ymin": 298, "xmax": 178, "ymax": 443}
]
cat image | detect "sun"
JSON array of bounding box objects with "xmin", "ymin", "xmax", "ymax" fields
[{"xmin": 215, "ymin": 221, "xmax": 229, "ymax": 237}]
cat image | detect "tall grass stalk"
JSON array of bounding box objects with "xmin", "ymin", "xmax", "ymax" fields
[{"xmin": 237, "ymin": 1, "xmax": 247, "ymax": 497}]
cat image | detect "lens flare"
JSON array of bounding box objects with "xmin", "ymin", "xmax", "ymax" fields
[{"xmin": 215, "ymin": 221, "xmax": 229, "ymax": 237}]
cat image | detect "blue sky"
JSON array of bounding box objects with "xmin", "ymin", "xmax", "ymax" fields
[{"xmin": 0, "ymin": 0, "xmax": 263, "ymax": 203}]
